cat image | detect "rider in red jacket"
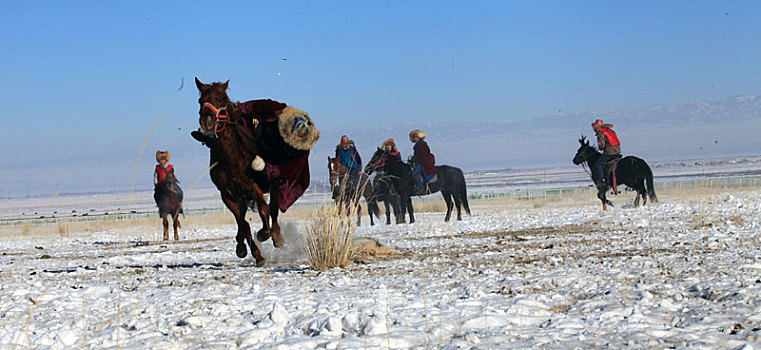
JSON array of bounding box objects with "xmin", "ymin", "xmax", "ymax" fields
[
  {"xmin": 592, "ymin": 118, "xmax": 622, "ymax": 187},
  {"xmin": 154, "ymin": 150, "xmax": 173, "ymax": 187}
]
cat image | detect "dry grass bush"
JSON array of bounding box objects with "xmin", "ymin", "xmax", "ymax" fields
[{"xmin": 302, "ymin": 179, "xmax": 362, "ymax": 270}]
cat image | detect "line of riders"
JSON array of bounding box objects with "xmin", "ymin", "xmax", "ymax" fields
[
  {"xmin": 149, "ymin": 78, "xmax": 652, "ymax": 265},
  {"xmin": 150, "ymin": 79, "xmax": 652, "ymax": 268},
  {"xmin": 157, "ymin": 114, "xmax": 622, "ymax": 214},
  {"xmin": 333, "ymin": 130, "xmax": 436, "ymax": 196}
]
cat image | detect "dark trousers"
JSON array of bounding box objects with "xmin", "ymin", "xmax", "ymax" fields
[{"xmin": 593, "ymin": 154, "xmax": 620, "ymax": 182}]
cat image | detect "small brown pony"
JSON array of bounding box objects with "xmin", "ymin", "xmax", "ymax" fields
[
  {"xmin": 328, "ymin": 157, "xmax": 380, "ymax": 225},
  {"xmin": 154, "ymin": 169, "xmax": 183, "ymax": 240},
  {"xmin": 195, "ymin": 78, "xmax": 284, "ymax": 266}
]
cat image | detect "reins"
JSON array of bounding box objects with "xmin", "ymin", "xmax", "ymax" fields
[
  {"xmin": 578, "ymin": 146, "xmax": 596, "ymax": 179},
  {"xmin": 202, "ymin": 101, "xmax": 249, "ymax": 138}
]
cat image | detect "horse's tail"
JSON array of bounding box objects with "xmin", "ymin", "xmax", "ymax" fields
[
  {"xmin": 447, "ymin": 166, "xmax": 471, "ymax": 216},
  {"xmin": 460, "ymin": 177, "xmax": 471, "ymax": 216},
  {"xmin": 644, "ymin": 161, "xmax": 658, "ymax": 203}
]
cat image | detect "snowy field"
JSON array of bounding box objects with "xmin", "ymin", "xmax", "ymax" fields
[{"xmin": 1, "ymin": 189, "xmax": 761, "ymax": 349}]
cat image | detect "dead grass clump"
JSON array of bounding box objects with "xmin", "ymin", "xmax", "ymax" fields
[
  {"xmin": 350, "ymin": 237, "xmax": 402, "ymax": 263},
  {"xmin": 303, "ymin": 181, "xmax": 362, "ymax": 270},
  {"xmin": 727, "ymin": 215, "xmax": 746, "ymax": 226}
]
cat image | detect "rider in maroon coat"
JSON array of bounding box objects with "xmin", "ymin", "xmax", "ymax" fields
[
  {"xmin": 192, "ymin": 99, "xmax": 319, "ymax": 212},
  {"xmin": 409, "ymin": 130, "xmax": 436, "ymax": 193},
  {"xmin": 236, "ymin": 99, "xmax": 319, "ymax": 211}
]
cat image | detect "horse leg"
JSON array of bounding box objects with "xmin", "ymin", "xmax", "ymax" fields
[
  {"xmin": 441, "ymin": 191, "xmax": 453, "ymax": 222},
  {"xmin": 384, "ymin": 199, "xmax": 392, "ymax": 225},
  {"xmin": 452, "ymin": 192, "xmax": 463, "ymax": 221},
  {"xmin": 597, "ymin": 188, "xmax": 608, "ymax": 211},
  {"xmin": 367, "ymin": 200, "xmax": 374, "ymax": 226},
  {"xmin": 221, "ymin": 196, "xmax": 263, "ymax": 264},
  {"xmin": 398, "ymin": 195, "xmax": 404, "ymax": 224},
  {"xmin": 162, "ymin": 214, "xmax": 169, "ymax": 240},
  {"xmin": 397, "ymin": 195, "xmax": 407, "ymax": 224},
  {"xmin": 173, "ymin": 211, "xmax": 180, "ymax": 240},
  {"xmin": 406, "ymin": 196, "xmax": 415, "ymax": 224},
  {"xmin": 356, "ymin": 202, "xmax": 362, "ymax": 226},
  {"xmin": 250, "ymin": 187, "xmax": 273, "ymax": 251},
  {"xmin": 640, "ymin": 178, "xmax": 648, "ymax": 206},
  {"xmin": 265, "ymin": 184, "xmax": 285, "ymax": 248}
]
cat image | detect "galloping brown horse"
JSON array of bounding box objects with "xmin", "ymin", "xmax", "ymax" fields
[
  {"xmin": 194, "ymin": 78, "xmax": 283, "ymax": 266},
  {"xmin": 327, "ymin": 157, "xmax": 380, "ymax": 225},
  {"xmin": 154, "ymin": 169, "xmax": 183, "ymax": 240}
]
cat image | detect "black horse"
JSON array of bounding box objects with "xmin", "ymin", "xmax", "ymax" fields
[
  {"xmin": 573, "ymin": 136, "xmax": 658, "ymax": 210},
  {"xmin": 365, "ymin": 147, "xmax": 470, "ymax": 223},
  {"xmin": 153, "ymin": 169, "xmax": 184, "ymax": 240},
  {"xmin": 370, "ymin": 170, "xmax": 403, "ymax": 225}
]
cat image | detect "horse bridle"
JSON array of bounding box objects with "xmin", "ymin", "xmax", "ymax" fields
[
  {"xmin": 201, "ymin": 102, "xmax": 230, "ymax": 137},
  {"xmin": 577, "ymin": 144, "xmax": 596, "ymax": 178},
  {"xmin": 368, "ymin": 152, "xmax": 387, "ymax": 172}
]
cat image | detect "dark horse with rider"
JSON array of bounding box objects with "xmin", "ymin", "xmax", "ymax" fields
[
  {"xmin": 153, "ymin": 150, "xmax": 183, "ymax": 240},
  {"xmin": 365, "ymin": 130, "xmax": 470, "ymax": 223},
  {"xmin": 573, "ymin": 118, "xmax": 657, "ymax": 210},
  {"xmin": 191, "ymin": 78, "xmax": 319, "ymax": 266}
]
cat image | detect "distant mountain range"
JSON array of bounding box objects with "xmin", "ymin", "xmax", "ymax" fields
[
  {"xmin": 2, "ymin": 94, "xmax": 760, "ymax": 198},
  {"xmin": 313, "ymin": 94, "xmax": 761, "ymax": 171}
]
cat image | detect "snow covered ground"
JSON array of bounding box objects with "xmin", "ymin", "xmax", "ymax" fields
[{"xmin": 1, "ymin": 190, "xmax": 761, "ymax": 349}]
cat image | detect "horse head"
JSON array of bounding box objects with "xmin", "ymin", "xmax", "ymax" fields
[
  {"xmin": 364, "ymin": 147, "xmax": 386, "ymax": 175},
  {"xmin": 327, "ymin": 156, "xmax": 345, "ymax": 193},
  {"xmin": 573, "ymin": 135, "xmax": 596, "ymax": 165},
  {"xmin": 195, "ymin": 77, "xmax": 236, "ymax": 137},
  {"xmin": 165, "ymin": 168, "xmax": 180, "ymax": 192}
]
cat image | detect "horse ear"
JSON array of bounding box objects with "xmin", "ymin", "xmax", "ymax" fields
[
  {"xmin": 222, "ymin": 79, "xmax": 229, "ymax": 90},
  {"xmin": 195, "ymin": 77, "xmax": 208, "ymax": 92}
]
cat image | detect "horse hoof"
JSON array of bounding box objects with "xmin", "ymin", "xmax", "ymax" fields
[
  {"xmin": 236, "ymin": 243, "xmax": 248, "ymax": 258},
  {"xmin": 256, "ymin": 228, "xmax": 271, "ymax": 242},
  {"xmin": 255, "ymin": 257, "xmax": 266, "ymax": 267},
  {"xmin": 272, "ymin": 235, "xmax": 285, "ymax": 248}
]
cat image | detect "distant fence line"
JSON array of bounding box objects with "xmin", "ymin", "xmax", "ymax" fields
[
  {"xmin": 2, "ymin": 175, "xmax": 760, "ymax": 227},
  {"xmin": 466, "ymin": 175, "xmax": 761, "ymax": 201}
]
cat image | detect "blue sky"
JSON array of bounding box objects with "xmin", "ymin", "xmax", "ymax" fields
[{"xmin": 1, "ymin": 1, "xmax": 760, "ymax": 195}]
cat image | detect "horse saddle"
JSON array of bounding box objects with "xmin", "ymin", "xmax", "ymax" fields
[{"xmin": 603, "ymin": 156, "xmax": 622, "ymax": 194}]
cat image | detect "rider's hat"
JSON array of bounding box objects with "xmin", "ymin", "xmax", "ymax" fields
[
  {"xmin": 382, "ymin": 138, "xmax": 398, "ymax": 151},
  {"xmin": 591, "ymin": 118, "xmax": 604, "ymax": 130},
  {"xmin": 408, "ymin": 130, "xmax": 426, "ymax": 142},
  {"xmin": 156, "ymin": 150, "xmax": 170, "ymax": 162},
  {"xmin": 278, "ymin": 106, "xmax": 320, "ymax": 150}
]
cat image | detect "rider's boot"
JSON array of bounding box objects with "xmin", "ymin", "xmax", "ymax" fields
[{"xmin": 191, "ymin": 129, "xmax": 215, "ymax": 148}]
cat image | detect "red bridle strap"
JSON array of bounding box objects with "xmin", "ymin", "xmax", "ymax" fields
[{"xmin": 202, "ymin": 102, "xmax": 229, "ymax": 136}]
